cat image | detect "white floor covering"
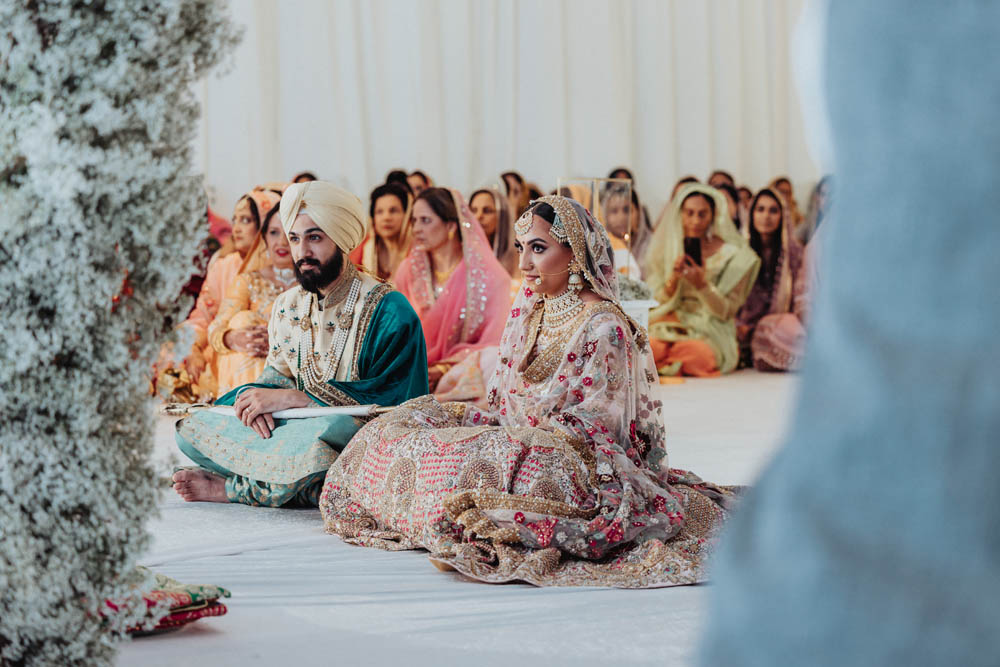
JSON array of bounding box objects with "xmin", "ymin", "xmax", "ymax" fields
[{"xmin": 118, "ymin": 371, "xmax": 796, "ymax": 666}]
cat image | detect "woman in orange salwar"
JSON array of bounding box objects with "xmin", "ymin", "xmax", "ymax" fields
[
  {"xmin": 159, "ymin": 188, "xmax": 281, "ymax": 401},
  {"xmin": 208, "ymin": 198, "xmax": 298, "ymax": 395}
]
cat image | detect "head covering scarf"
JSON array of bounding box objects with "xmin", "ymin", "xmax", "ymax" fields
[
  {"xmin": 394, "ymin": 190, "xmax": 512, "ymax": 366},
  {"xmin": 643, "ymin": 183, "xmax": 755, "ymax": 302},
  {"xmin": 237, "ymin": 188, "xmax": 282, "ymax": 275},
  {"xmin": 279, "ymin": 181, "xmax": 367, "ymax": 254},
  {"xmin": 516, "ymin": 194, "xmax": 620, "ymax": 303},
  {"xmin": 351, "ymin": 185, "xmax": 413, "ymax": 280},
  {"xmin": 469, "ymin": 186, "xmax": 516, "ymax": 274}
]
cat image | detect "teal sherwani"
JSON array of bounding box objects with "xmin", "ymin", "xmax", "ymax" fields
[{"xmin": 176, "ymin": 269, "xmax": 428, "ymax": 507}]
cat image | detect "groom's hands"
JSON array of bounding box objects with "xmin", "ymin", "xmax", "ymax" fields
[{"xmin": 234, "ymin": 388, "xmax": 312, "ymax": 439}]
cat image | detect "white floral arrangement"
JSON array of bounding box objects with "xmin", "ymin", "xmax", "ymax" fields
[
  {"xmin": 0, "ymin": 2, "xmax": 238, "ymax": 664},
  {"xmin": 618, "ymin": 274, "xmax": 654, "ymax": 301}
]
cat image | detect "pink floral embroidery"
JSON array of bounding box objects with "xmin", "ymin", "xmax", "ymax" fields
[
  {"xmin": 587, "ymin": 516, "xmax": 608, "ymax": 531},
  {"xmin": 615, "ymin": 326, "xmax": 624, "ymax": 341},
  {"xmin": 567, "ymin": 352, "xmax": 577, "ymax": 362},
  {"xmin": 667, "ymin": 511, "xmax": 684, "ymax": 526},
  {"xmin": 527, "ymin": 517, "xmax": 558, "ymax": 547},
  {"xmin": 582, "ymin": 377, "xmax": 593, "ymax": 386},
  {"xmin": 511, "ymin": 307, "xmax": 520, "ymax": 317},
  {"xmin": 584, "ymin": 340, "xmax": 598, "ymax": 356},
  {"xmin": 514, "ymin": 512, "xmax": 525, "ymax": 524},
  {"xmin": 524, "ymin": 287, "xmax": 533, "ymax": 298},
  {"xmin": 605, "ymin": 519, "xmax": 624, "ymax": 543},
  {"xmin": 527, "ymin": 415, "xmax": 538, "ymax": 427},
  {"xmin": 572, "ymin": 390, "xmax": 585, "ymax": 403}
]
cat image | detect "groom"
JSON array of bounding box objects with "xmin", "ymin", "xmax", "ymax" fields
[{"xmin": 172, "ymin": 181, "xmax": 428, "ymax": 507}]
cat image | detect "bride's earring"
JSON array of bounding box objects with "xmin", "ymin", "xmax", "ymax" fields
[{"xmin": 568, "ymin": 259, "xmax": 583, "ymax": 291}]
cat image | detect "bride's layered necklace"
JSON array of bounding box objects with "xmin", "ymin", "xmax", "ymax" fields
[
  {"xmin": 297, "ymin": 265, "xmax": 361, "ymax": 388},
  {"xmin": 537, "ymin": 287, "xmax": 586, "ymax": 352}
]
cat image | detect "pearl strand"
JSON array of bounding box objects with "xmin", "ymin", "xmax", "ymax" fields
[{"xmin": 299, "ymin": 277, "xmax": 361, "ymax": 386}]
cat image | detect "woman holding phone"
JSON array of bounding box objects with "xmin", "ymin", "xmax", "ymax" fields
[{"xmin": 644, "ymin": 184, "xmax": 760, "ymax": 376}]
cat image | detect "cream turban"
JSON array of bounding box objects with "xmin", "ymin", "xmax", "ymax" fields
[{"xmin": 279, "ymin": 181, "xmax": 367, "ymax": 252}]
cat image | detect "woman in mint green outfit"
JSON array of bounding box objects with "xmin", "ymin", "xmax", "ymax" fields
[{"xmin": 646, "ymin": 184, "xmax": 760, "ymax": 376}]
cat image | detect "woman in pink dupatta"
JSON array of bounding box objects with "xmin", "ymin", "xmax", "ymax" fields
[{"xmin": 394, "ymin": 188, "xmax": 512, "ymax": 404}]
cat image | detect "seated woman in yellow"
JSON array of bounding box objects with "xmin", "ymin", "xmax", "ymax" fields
[
  {"xmin": 645, "ymin": 184, "xmax": 760, "ymax": 377},
  {"xmin": 208, "ymin": 201, "xmax": 298, "ymax": 395}
]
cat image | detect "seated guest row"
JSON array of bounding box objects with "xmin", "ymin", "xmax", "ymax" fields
[{"xmin": 160, "ymin": 170, "xmax": 825, "ymax": 407}]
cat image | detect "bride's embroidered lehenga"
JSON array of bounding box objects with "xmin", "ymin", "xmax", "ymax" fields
[{"xmin": 320, "ymin": 196, "xmax": 739, "ymax": 588}]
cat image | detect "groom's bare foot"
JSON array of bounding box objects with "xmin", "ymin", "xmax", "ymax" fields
[{"xmin": 172, "ymin": 469, "xmax": 228, "ymax": 503}]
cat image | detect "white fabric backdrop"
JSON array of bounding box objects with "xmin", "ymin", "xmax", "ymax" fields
[{"xmin": 195, "ymin": 0, "xmax": 819, "ymax": 218}]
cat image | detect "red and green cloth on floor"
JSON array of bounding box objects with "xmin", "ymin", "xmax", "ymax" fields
[{"xmin": 106, "ymin": 567, "xmax": 231, "ymax": 635}]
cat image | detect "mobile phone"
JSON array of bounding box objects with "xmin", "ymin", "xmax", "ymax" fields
[{"xmin": 683, "ymin": 237, "xmax": 703, "ymax": 266}]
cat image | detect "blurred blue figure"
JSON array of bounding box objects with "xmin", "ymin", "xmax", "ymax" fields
[{"xmin": 700, "ymin": 2, "xmax": 1000, "ymax": 665}]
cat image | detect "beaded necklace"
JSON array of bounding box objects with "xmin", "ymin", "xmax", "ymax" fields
[{"xmin": 296, "ymin": 268, "xmax": 362, "ymax": 390}]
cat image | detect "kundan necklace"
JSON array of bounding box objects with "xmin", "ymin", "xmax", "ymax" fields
[
  {"xmin": 542, "ymin": 287, "xmax": 585, "ymax": 328},
  {"xmin": 537, "ymin": 288, "xmax": 586, "ymax": 353}
]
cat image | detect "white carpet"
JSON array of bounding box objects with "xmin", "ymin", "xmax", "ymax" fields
[{"xmin": 118, "ymin": 371, "xmax": 795, "ymax": 667}]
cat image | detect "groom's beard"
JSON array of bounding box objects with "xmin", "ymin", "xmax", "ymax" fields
[{"xmin": 294, "ymin": 252, "xmax": 344, "ymax": 294}]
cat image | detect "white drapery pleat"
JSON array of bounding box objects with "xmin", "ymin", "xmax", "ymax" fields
[{"xmin": 195, "ymin": 0, "xmax": 817, "ymax": 217}]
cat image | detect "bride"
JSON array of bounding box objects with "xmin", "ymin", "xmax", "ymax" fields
[{"xmin": 320, "ymin": 195, "xmax": 738, "ymax": 588}]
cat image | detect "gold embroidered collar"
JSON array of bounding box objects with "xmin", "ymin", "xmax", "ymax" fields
[{"xmin": 316, "ymin": 260, "xmax": 360, "ymax": 312}]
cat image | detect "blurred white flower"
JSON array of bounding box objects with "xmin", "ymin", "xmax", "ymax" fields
[{"xmin": 0, "ymin": 2, "xmax": 239, "ymax": 664}]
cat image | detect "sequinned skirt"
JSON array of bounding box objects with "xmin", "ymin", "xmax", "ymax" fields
[{"xmin": 320, "ymin": 395, "xmax": 738, "ymax": 588}]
